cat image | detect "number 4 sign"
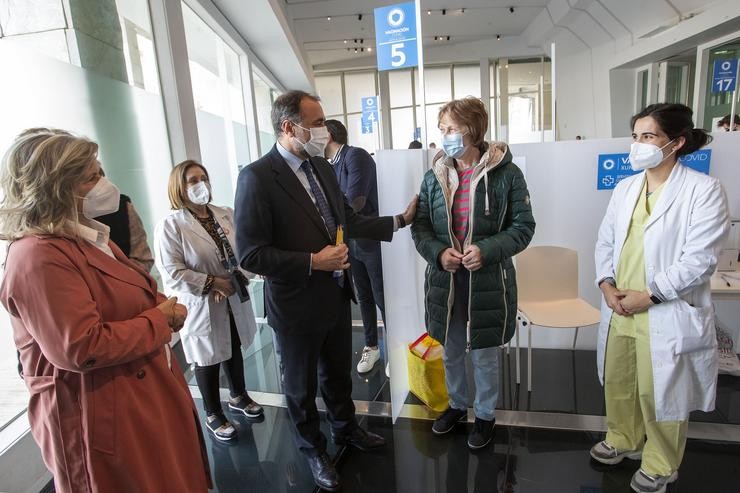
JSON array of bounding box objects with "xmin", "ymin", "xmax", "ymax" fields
[
  {"xmin": 712, "ymin": 59, "xmax": 738, "ymax": 93},
  {"xmin": 374, "ymin": 2, "xmax": 418, "ymax": 71}
]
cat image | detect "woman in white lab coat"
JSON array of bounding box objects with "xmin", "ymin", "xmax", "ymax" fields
[
  {"xmin": 155, "ymin": 160, "xmax": 261, "ymax": 442},
  {"xmin": 592, "ymin": 103, "xmax": 730, "ymax": 493}
]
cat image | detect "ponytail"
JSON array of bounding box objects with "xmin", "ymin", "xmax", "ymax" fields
[{"xmin": 631, "ymin": 103, "xmax": 712, "ymax": 157}]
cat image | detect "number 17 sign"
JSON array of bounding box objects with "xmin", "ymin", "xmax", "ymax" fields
[
  {"xmin": 374, "ymin": 2, "xmax": 418, "ymax": 71},
  {"xmin": 712, "ymin": 59, "xmax": 738, "ymax": 93}
]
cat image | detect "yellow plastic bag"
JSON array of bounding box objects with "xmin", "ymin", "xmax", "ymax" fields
[{"xmin": 407, "ymin": 333, "xmax": 449, "ymax": 412}]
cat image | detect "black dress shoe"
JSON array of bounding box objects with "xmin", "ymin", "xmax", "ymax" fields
[
  {"xmin": 332, "ymin": 427, "xmax": 386, "ymax": 452},
  {"xmin": 307, "ymin": 453, "xmax": 340, "ymax": 492}
]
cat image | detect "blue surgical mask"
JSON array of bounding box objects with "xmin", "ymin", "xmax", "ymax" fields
[{"xmin": 441, "ymin": 132, "xmax": 467, "ymax": 158}]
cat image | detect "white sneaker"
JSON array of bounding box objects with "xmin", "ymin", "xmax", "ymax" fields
[{"xmin": 357, "ymin": 346, "xmax": 380, "ymax": 373}]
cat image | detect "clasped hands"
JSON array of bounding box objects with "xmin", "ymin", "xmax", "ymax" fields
[
  {"xmin": 601, "ymin": 283, "xmax": 653, "ymax": 315},
  {"xmin": 438, "ymin": 245, "xmax": 483, "ymax": 273}
]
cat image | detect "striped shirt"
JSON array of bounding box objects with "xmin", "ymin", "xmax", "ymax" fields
[{"xmin": 452, "ymin": 167, "xmax": 475, "ymax": 244}]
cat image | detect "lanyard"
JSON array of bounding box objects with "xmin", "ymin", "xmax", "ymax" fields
[{"xmin": 211, "ymin": 217, "xmax": 239, "ymax": 273}]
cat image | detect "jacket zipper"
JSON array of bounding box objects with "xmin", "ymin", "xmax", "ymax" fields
[
  {"xmin": 464, "ymin": 174, "xmax": 482, "ymax": 353},
  {"xmin": 500, "ymin": 265, "xmax": 508, "ymax": 345},
  {"xmin": 435, "ymin": 171, "xmax": 456, "ymax": 345}
]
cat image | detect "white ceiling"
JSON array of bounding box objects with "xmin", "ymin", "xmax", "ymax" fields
[
  {"xmin": 281, "ymin": 0, "xmax": 722, "ymax": 70},
  {"xmin": 286, "ymin": 0, "xmax": 549, "ymax": 67}
]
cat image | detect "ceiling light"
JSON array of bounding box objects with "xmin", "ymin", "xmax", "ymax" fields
[
  {"xmin": 344, "ymin": 39, "xmax": 348, "ymax": 44},
  {"xmin": 360, "ymin": 38, "xmax": 364, "ymax": 44},
  {"xmin": 327, "ymin": 16, "xmax": 331, "ymax": 21},
  {"xmin": 496, "ymin": 34, "xmax": 501, "ymax": 40},
  {"xmin": 354, "ymin": 48, "xmax": 358, "ymax": 53},
  {"xmin": 368, "ymin": 47, "xmax": 372, "ymax": 52},
  {"xmin": 358, "ymin": 14, "xmax": 363, "ymax": 21},
  {"xmin": 446, "ymin": 36, "xmax": 450, "ymax": 41},
  {"xmin": 509, "ymin": 7, "xmax": 515, "ymax": 13},
  {"xmin": 426, "ymin": 10, "xmax": 431, "ymax": 15},
  {"xmin": 434, "ymin": 36, "xmax": 438, "ymax": 41}
]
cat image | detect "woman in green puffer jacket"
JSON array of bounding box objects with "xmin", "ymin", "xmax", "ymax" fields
[{"xmin": 411, "ymin": 97, "xmax": 535, "ymax": 449}]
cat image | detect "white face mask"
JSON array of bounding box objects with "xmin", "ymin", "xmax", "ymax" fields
[
  {"xmin": 187, "ymin": 181, "xmax": 211, "ymax": 205},
  {"xmin": 82, "ymin": 176, "xmax": 120, "ymax": 219},
  {"xmin": 293, "ymin": 124, "xmax": 330, "ymax": 157},
  {"xmin": 628, "ymin": 140, "xmax": 675, "ymax": 171}
]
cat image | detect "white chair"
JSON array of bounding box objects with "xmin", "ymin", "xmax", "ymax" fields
[{"xmin": 514, "ymin": 246, "xmax": 600, "ymax": 392}]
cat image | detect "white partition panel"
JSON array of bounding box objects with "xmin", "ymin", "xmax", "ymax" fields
[
  {"xmin": 376, "ymin": 149, "xmax": 428, "ymax": 422},
  {"xmin": 375, "ymin": 135, "xmax": 740, "ymax": 367},
  {"xmin": 510, "ymin": 132, "xmax": 740, "ymax": 350}
]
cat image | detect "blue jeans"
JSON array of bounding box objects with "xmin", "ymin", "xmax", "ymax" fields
[
  {"xmin": 443, "ymin": 270, "xmax": 500, "ymax": 421},
  {"xmin": 349, "ymin": 240, "xmax": 385, "ymax": 347}
]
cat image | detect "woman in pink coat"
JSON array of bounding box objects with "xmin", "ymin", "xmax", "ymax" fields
[{"xmin": 0, "ymin": 129, "xmax": 211, "ymax": 492}]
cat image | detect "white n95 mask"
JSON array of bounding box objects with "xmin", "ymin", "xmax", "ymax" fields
[
  {"xmin": 294, "ymin": 124, "xmax": 330, "ymax": 157},
  {"xmin": 628, "ymin": 140, "xmax": 674, "ymax": 171},
  {"xmin": 187, "ymin": 181, "xmax": 211, "ymax": 205},
  {"xmin": 82, "ymin": 177, "xmax": 120, "ymax": 219}
]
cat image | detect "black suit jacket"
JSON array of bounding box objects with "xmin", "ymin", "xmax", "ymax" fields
[{"xmin": 234, "ymin": 145, "xmax": 394, "ymax": 332}]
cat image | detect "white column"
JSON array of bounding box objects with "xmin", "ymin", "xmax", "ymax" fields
[{"xmin": 149, "ymin": 0, "xmax": 201, "ymax": 163}]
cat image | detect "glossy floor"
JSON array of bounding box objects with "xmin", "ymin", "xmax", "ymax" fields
[
  {"xmin": 195, "ymin": 401, "xmax": 740, "ymax": 493},
  {"xmin": 179, "ymin": 323, "xmax": 740, "ymax": 425}
]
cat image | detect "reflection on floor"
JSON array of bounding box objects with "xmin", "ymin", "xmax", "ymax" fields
[
  {"xmin": 185, "ymin": 323, "xmax": 740, "ymax": 425},
  {"xmin": 179, "ymin": 317, "xmax": 740, "ymax": 492},
  {"xmin": 195, "ymin": 399, "xmax": 740, "ymax": 493}
]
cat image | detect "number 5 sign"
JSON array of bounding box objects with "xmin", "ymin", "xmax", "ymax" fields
[
  {"xmin": 712, "ymin": 59, "xmax": 738, "ymax": 93},
  {"xmin": 374, "ymin": 2, "xmax": 418, "ymax": 71}
]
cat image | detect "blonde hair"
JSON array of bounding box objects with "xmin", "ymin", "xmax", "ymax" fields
[
  {"xmin": 438, "ymin": 97, "xmax": 489, "ymax": 146},
  {"xmin": 0, "ymin": 129, "xmax": 99, "ymax": 240},
  {"xmin": 167, "ymin": 160, "xmax": 210, "ymax": 210}
]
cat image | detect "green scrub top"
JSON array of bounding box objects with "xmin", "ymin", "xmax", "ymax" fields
[{"xmin": 612, "ymin": 178, "xmax": 664, "ymax": 332}]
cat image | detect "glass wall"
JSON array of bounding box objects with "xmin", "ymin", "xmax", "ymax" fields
[
  {"xmin": 182, "ymin": 3, "xmax": 249, "ymax": 207},
  {"xmin": 314, "ymin": 71, "xmax": 381, "ymax": 153},
  {"xmin": 0, "ymin": 0, "xmax": 172, "ymax": 431},
  {"xmin": 503, "ymin": 57, "xmax": 553, "ymax": 144},
  {"xmin": 253, "ymin": 68, "xmax": 280, "ymax": 156},
  {"xmin": 319, "ymin": 61, "xmax": 550, "ymax": 149},
  {"xmin": 702, "ymin": 38, "xmax": 740, "ymax": 130}
]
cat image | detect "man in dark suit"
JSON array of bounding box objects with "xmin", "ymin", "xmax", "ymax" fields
[
  {"xmin": 324, "ymin": 120, "xmax": 386, "ymax": 375},
  {"xmin": 234, "ymin": 90, "xmax": 416, "ymax": 492}
]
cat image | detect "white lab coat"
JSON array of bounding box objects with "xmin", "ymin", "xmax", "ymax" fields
[
  {"xmin": 154, "ymin": 205, "xmax": 257, "ymax": 366},
  {"xmin": 594, "ymin": 163, "xmax": 730, "ymax": 421}
]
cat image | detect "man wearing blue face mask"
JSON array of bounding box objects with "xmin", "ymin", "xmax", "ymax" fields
[{"xmin": 234, "ymin": 90, "xmax": 417, "ymax": 492}]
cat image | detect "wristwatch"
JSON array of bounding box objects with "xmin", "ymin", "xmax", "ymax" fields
[{"xmin": 647, "ymin": 287, "xmax": 661, "ymax": 305}]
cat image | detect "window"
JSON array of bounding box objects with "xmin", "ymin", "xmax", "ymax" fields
[
  {"xmin": 0, "ymin": 0, "xmax": 161, "ymax": 94},
  {"xmin": 182, "ymin": 3, "xmax": 250, "ymax": 206},
  {"xmin": 637, "ymin": 69, "xmax": 649, "ymax": 112},
  {"xmin": 252, "ymin": 69, "xmax": 279, "ymax": 156},
  {"xmin": 453, "ymin": 64, "xmax": 481, "ymax": 99},
  {"xmin": 505, "ymin": 58, "xmax": 552, "ymax": 144},
  {"xmin": 315, "ymin": 75, "xmax": 343, "ymax": 116},
  {"xmin": 702, "ymin": 39, "xmax": 740, "ymax": 130},
  {"xmin": 0, "ymin": 0, "xmax": 173, "ymax": 431}
]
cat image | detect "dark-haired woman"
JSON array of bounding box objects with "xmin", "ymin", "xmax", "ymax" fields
[{"xmin": 592, "ymin": 103, "xmax": 730, "ymax": 493}]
